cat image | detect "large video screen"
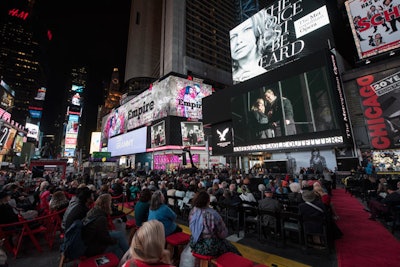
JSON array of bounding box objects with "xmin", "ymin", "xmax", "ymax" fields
[
  {"xmin": 345, "ymin": 0, "xmax": 400, "ymax": 60},
  {"xmin": 231, "ymin": 65, "xmax": 345, "ymax": 151},
  {"xmin": 181, "ymin": 122, "xmax": 205, "ymax": 147},
  {"xmin": 230, "ymin": 1, "xmax": 332, "ymax": 83}
]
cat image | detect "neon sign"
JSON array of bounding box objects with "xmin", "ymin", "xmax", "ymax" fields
[{"xmin": 8, "ymin": 9, "xmax": 29, "ymax": 20}]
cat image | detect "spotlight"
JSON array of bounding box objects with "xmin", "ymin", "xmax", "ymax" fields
[
  {"xmin": 365, "ymin": 59, "xmax": 371, "ymax": 64},
  {"xmin": 389, "ymin": 51, "xmax": 395, "ymax": 56}
]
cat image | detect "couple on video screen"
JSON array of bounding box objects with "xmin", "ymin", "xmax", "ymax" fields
[{"xmin": 250, "ymin": 89, "xmax": 296, "ymax": 140}]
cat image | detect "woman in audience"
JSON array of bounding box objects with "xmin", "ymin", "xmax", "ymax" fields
[
  {"xmin": 148, "ymin": 190, "xmax": 182, "ymax": 236},
  {"xmin": 189, "ymin": 191, "xmax": 241, "ymax": 257},
  {"xmin": 134, "ymin": 188, "xmax": 151, "ymax": 227},
  {"xmin": 288, "ymin": 182, "xmax": 303, "ymax": 205},
  {"xmin": 129, "ymin": 181, "xmax": 141, "ymax": 202},
  {"xmin": 82, "ymin": 193, "xmax": 129, "ymax": 259},
  {"xmin": 38, "ymin": 181, "xmax": 51, "ymax": 214},
  {"xmin": 49, "ymin": 190, "xmax": 69, "ymax": 212},
  {"xmin": 121, "ymin": 220, "xmax": 173, "ymax": 267}
]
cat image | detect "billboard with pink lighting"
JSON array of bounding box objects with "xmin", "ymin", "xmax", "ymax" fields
[{"xmin": 100, "ymin": 75, "xmax": 212, "ymax": 148}]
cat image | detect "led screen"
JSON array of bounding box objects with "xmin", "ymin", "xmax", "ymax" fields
[
  {"xmin": 25, "ymin": 122, "xmax": 39, "ymax": 140},
  {"xmin": 181, "ymin": 122, "xmax": 205, "ymax": 147},
  {"xmin": 29, "ymin": 109, "xmax": 42, "ymax": 119},
  {"xmin": 108, "ymin": 127, "xmax": 147, "ymax": 156},
  {"xmin": 90, "ymin": 132, "xmax": 101, "ymax": 154},
  {"xmin": 151, "ymin": 121, "xmax": 166, "ymax": 148},
  {"xmin": 100, "ymin": 75, "xmax": 212, "ymax": 143},
  {"xmin": 34, "ymin": 87, "xmax": 46, "ymax": 101},
  {"xmin": 345, "ymin": 0, "xmax": 400, "ymax": 60},
  {"xmin": 72, "ymin": 84, "xmax": 84, "ymax": 93},
  {"xmin": 0, "ymin": 127, "xmax": 16, "ymax": 155},
  {"xmin": 231, "ymin": 65, "xmax": 345, "ymax": 151},
  {"xmin": 230, "ymin": 1, "xmax": 332, "ymax": 83},
  {"xmin": 13, "ymin": 134, "xmax": 24, "ymax": 153}
]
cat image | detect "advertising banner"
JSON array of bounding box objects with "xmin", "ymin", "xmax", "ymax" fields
[
  {"xmin": 181, "ymin": 122, "xmax": 205, "ymax": 146},
  {"xmin": 0, "ymin": 125, "xmax": 13, "ymax": 152},
  {"xmin": 107, "ymin": 127, "xmax": 147, "ymax": 156},
  {"xmin": 355, "ymin": 69, "xmax": 400, "ymax": 149},
  {"xmin": 100, "ymin": 75, "xmax": 212, "ymax": 148},
  {"xmin": 230, "ymin": 0, "xmax": 333, "ymax": 83},
  {"xmin": 345, "ymin": 0, "xmax": 400, "ymax": 60},
  {"xmin": 211, "ymin": 122, "xmax": 233, "ymax": 155},
  {"xmin": 89, "ymin": 132, "xmax": 101, "ymax": 154},
  {"xmin": 151, "ymin": 121, "xmax": 166, "ymax": 147},
  {"xmin": 25, "ymin": 122, "xmax": 39, "ymax": 140}
]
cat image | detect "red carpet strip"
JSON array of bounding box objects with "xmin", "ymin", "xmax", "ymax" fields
[{"xmin": 332, "ymin": 188, "xmax": 400, "ymax": 266}]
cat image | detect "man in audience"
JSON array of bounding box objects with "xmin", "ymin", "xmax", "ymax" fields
[
  {"xmin": 368, "ymin": 184, "xmax": 400, "ymax": 221},
  {"xmin": 258, "ymin": 188, "xmax": 282, "ymax": 238},
  {"xmin": 62, "ymin": 187, "xmax": 94, "ymax": 230}
]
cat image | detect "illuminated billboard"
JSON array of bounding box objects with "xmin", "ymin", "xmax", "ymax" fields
[
  {"xmin": 230, "ymin": 50, "xmax": 351, "ymax": 152},
  {"xmin": 352, "ymin": 69, "xmax": 400, "ymax": 149},
  {"xmin": 345, "ymin": 0, "xmax": 400, "ymax": 60},
  {"xmin": 107, "ymin": 127, "xmax": 147, "ymax": 157},
  {"xmin": 13, "ymin": 133, "xmax": 24, "ymax": 153},
  {"xmin": 29, "ymin": 109, "xmax": 42, "ymax": 119},
  {"xmin": 34, "ymin": 87, "xmax": 46, "ymax": 101},
  {"xmin": 0, "ymin": 127, "xmax": 16, "ymax": 155},
  {"xmin": 25, "ymin": 123, "xmax": 39, "ymax": 140},
  {"xmin": 90, "ymin": 132, "xmax": 101, "ymax": 154},
  {"xmin": 100, "ymin": 75, "xmax": 212, "ymax": 147},
  {"xmin": 151, "ymin": 121, "xmax": 166, "ymax": 148},
  {"xmin": 181, "ymin": 122, "xmax": 205, "ymax": 147},
  {"xmin": 230, "ymin": 1, "xmax": 332, "ymax": 83}
]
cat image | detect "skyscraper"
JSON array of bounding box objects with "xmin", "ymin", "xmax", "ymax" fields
[
  {"xmin": 0, "ymin": 0, "xmax": 47, "ymax": 126},
  {"xmin": 125, "ymin": 0, "xmax": 236, "ymax": 88}
]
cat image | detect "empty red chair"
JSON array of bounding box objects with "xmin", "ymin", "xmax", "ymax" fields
[
  {"xmin": 165, "ymin": 232, "xmax": 190, "ymax": 262},
  {"xmin": 214, "ymin": 252, "xmax": 253, "ymax": 267},
  {"xmin": 192, "ymin": 252, "xmax": 216, "ymax": 267}
]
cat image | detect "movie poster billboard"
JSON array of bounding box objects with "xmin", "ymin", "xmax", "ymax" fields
[
  {"xmin": 104, "ymin": 106, "xmax": 127, "ymax": 138},
  {"xmin": 345, "ymin": 0, "xmax": 400, "ymax": 60},
  {"xmin": 0, "ymin": 125, "xmax": 14, "ymax": 153},
  {"xmin": 151, "ymin": 121, "xmax": 166, "ymax": 148},
  {"xmin": 181, "ymin": 122, "xmax": 205, "ymax": 146},
  {"xmin": 152, "ymin": 76, "xmax": 212, "ymax": 119},
  {"xmin": 230, "ymin": 1, "xmax": 332, "ymax": 83},
  {"xmin": 100, "ymin": 76, "xmax": 212, "ymax": 148},
  {"xmin": 355, "ymin": 69, "xmax": 400, "ymax": 149}
]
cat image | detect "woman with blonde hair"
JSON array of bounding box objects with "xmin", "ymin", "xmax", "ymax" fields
[
  {"xmin": 121, "ymin": 220, "xmax": 174, "ymax": 267},
  {"xmin": 82, "ymin": 193, "xmax": 129, "ymax": 259}
]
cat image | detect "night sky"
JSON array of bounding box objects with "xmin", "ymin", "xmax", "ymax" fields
[{"xmin": 36, "ymin": 0, "xmax": 131, "ymax": 142}]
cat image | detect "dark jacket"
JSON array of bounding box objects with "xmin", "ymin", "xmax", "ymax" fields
[
  {"xmin": 62, "ymin": 199, "xmax": 90, "ymax": 230},
  {"xmin": 298, "ymin": 200, "xmax": 327, "ymax": 234},
  {"xmin": 82, "ymin": 207, "xmax": 116, "ymax": 257}
]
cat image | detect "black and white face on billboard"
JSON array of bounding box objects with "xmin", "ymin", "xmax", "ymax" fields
[
  {"xmin": 346, "ymin": 0, "xmax": 400, "ymax": 60},
  {"xmin": 230, "ymin": 1, "xmax": 332, "ymax": 84}
]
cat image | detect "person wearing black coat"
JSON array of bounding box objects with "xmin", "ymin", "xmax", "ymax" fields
[{"xmin": 82, "ymin": 194, "xmax": 129, "ymax": 259}]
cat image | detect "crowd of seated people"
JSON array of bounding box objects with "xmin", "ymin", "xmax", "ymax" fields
[{"xmin": 4, "ymin": 165, "xmax": 386, "ymax": 266}]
